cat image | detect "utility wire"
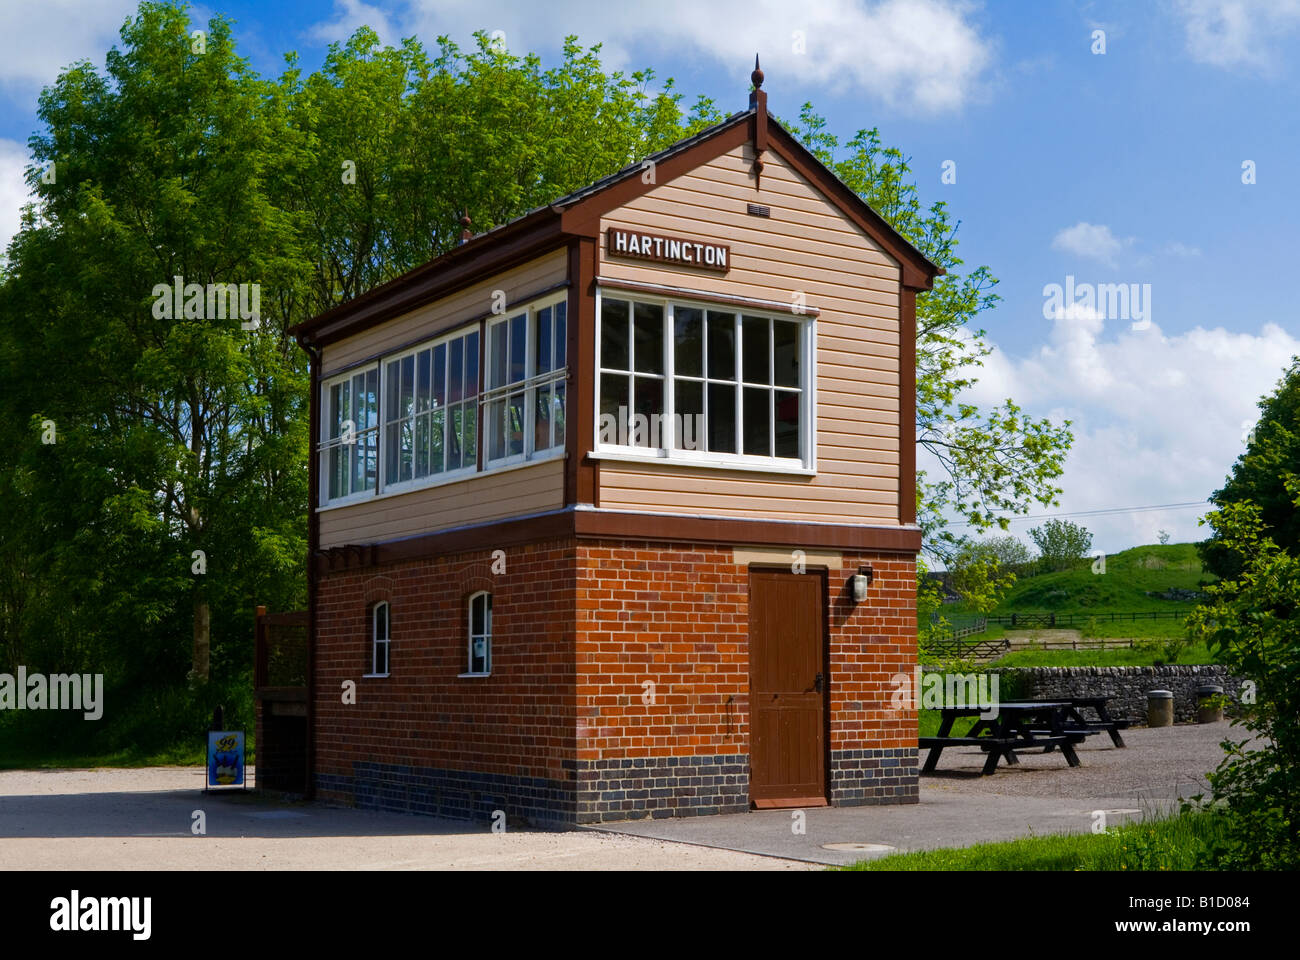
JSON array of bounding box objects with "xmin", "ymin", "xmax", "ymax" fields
[{"xmin": 946, "ymin": 500, "xmax": 1210, "ymax": 528}]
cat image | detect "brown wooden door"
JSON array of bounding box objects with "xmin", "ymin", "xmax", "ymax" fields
[{"xmin": 748, "ymin": 569, "xmax": 827, "ymax": 807}]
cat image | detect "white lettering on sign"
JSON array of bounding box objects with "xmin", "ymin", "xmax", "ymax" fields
[{"xmin": 606, "ymin": 228, "xmax": 729, "ymax": 272}]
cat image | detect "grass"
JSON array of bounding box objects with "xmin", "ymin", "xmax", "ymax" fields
[
  {"xmin": 988, "ymin": 640, "xmax": 1217, "ymax": 668},
  {"xmin": 843, "ymin": 809, "xmax": 1224, "ymax": 871},
  {"xmin": 946, "ymin": 542, "xmax": 1213, "ymax": 620}
]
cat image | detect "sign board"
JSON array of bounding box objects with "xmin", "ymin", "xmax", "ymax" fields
[
  {"xmin": 207, "ymin": 730, "xmax": 245, "ymax": 787},
  {"xmin": 606, "ymin": 227, "xmax": 730, "ymax": 273}
]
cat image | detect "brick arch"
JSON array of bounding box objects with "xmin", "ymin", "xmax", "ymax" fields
[
  {"xmin": 362, "ymin": 576, "xmax": 395, "ymax": 607},
  {"xmin": 460, "ymin": 575, "xmax": 495, "ymax": 600}
]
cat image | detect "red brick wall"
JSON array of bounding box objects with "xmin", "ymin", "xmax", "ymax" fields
[
  {"xmin": 574, "ymin": 541, "xmax": 916, "ymax": 764},
  {"xmin": 313, "ymin": 539, "xmax": 578, "ymax": 798}
]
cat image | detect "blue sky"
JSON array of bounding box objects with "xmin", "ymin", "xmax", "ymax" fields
[{"xmin": 2, "ymin": 0, "xmax": 1299, "ymax": 555}]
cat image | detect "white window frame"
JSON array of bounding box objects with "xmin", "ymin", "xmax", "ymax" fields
[
  {"xmin": 319, "ymin": 363, "xmax": 381, "ymax": 507},
  {"xmin": 482, "ymin": 293, "xmax": 569, "ymax": 469},
  {"xmin": 366, "ymin": 601, "xmax": 390, "ymax": 678},
  {"xmin": 380, "ymin": 325, "xmax": 481, "ymax": 495},
  {"xmin": 592, "ymin": 288, "xmax": 815, "ymax": 474},
  {"xmin": 462, "ymin": 591, "xmax": 492, "ymax": 677}
]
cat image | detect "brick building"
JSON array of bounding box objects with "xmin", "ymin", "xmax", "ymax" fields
[{"xmin": 275, "ymin": 66, "xmax": 939, "ymax": 826}]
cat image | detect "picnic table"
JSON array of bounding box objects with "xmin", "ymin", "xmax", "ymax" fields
[
  {"xmin": 920, "ymin": 701, "xmax": 1099, "ymax": 775},
  {"xmin": 1022, "ymin": 696, "xmax": 1130, "ymax": 748}
]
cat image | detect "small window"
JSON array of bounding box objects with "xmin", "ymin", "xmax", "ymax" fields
[
  {"xmin": 369, "ymin": 602, "xmax": 390, "ymax": 677},
  {"xmin": 466, "ymin": 592, "xmax": 492, "ymax": 675},
  {"xmin": 320, "ymin": 365, "xmax": 380, "ymax": 504}
]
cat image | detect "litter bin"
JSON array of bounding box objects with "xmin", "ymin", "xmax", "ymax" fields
[
  {"xmin": 1147, "ymin": 689, "xmax": 1174, "ymax": 727},
  {"xmin": 1196, "ymin": 684, "xmax": 1224, "ymax": 724}
]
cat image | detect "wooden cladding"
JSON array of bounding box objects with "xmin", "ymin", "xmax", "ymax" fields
[{"xmin": 606, "ymin": 227, "xmax": 731, "ymax": 273}]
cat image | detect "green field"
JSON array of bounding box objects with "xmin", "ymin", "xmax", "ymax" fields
[{"xmin": 987, "ymin": 642, "xmax": 1217, "ymax": 668}]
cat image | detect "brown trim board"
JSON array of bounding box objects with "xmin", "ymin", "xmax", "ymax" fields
[
  {"xmin": 899, "ymin": 287, "xmax": 917, "ymax": 526},
  {"xmin": 313, "ymin": 509, "xmax": 922, "ymax": 574}
]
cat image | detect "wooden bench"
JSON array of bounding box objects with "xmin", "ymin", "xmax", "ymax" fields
[{"xmin": 919, "ymin": 733, "xmax": 1078, "ymax": 775}]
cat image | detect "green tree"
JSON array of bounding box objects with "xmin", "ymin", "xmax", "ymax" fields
[
  {"xmin": 1186, "ymin": 484, "xmax": 1300, "ymax": 869},
  {"xmin": 1200, "ymin": 359, "xmax": 1300, "ymax": 581},
  {"xmin": 1028, "ymin": 519, "xmax": 1093, "ymax": 573}
]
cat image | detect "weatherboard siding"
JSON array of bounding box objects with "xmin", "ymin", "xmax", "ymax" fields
[
  {"xmin": 597, "ymin": 142, "xmax": 903, "ymax": 525},
  {"xmin": 317, "ymin": 459, "xmax": 564, "ymax": 549},
  {"xmin": 320, "ymin": 249, "xmax": 567, "ymax": 377}
]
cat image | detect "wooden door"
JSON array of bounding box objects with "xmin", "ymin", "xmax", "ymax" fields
[{"xmin": 748, "ymin": 569, "xmax": 827, "ymax": 807}]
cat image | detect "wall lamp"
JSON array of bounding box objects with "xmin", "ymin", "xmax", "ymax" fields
[{"xmin": 850, "ymin": 565, "xmax": 873, "ymax": 603}]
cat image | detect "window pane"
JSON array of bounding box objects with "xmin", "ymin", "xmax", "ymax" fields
[
  {"xmin": 742, "ymin": 316, "xmax": 770, "ymax": 384},
  {"xmin": 534, "ymin": 384, "xmax": 551, "ymax": 451},
  {"xmin": 431, "ymin": 408, "xmax": 446, "ymax": 474},
  {"xmin": 400, "ymin": 355, "xmax": 415, "ymax": 420},
  {"xmin": 415, "ymin": 413, "xmax": 430, "ymax": 477},
  {"xmin": 352, "ymin": 439, "xmax": 365, "ymax": 495},
  {"xmin": 364, "ymin": 430, "xmax": 377, "ymax": 490},
  {"xmin": 707, "ymin": 383, "xmax": 736, "ymax": 453},
  {"xmin": 554, "ymin": 302, "xmax": 567, "ymax": 368},
  {"xmin": 633, "ymin": 303, "xmax": 664, "ymax": 374},
  {"xmin": 489, "ymin": 322, "xmax": 507, "ymax": 389},
  {"xmin": 365, "ymin": 369, "xmax": 379, "ymax": 429},
  {"xmin": 674, "ymin": 380, "xmax": 703, "ymax": 451},
  {"xmin": 743, "ymin": 387, "xmax": 771, "ymax": 457},
  {"xmin": 399, "ymin": 418, "xmax": 413, "ymax": 481},
  {"xmin": 601, "ymin": 298, "xmax": 630, "ymax": 369},
  {"xmin": 707, "ymin": 311, "xmax": 735, "ymax": 380},
  {"xmin": 465, "ymin": 331, "xmax": 480, "ymax": 396},
  {"xmin": 509, "ymin": 313, "xmax": 526, "ymax": 384},
  {"xmin": 471, "ymin": 594, "xmax": 485, "ymax": 635},
  {"xmin": 416, "ymin": 350, "xmax": 431, "ymax": 413},
  {"xmin": 552, "ymin": 382, "xmax": 566, "ymax": 447},
  {"xmin": 674, "ymin": 306, "xmax": 703, "ymax": 377},
  {"xmin": 433, "ymin": 343, "xmax": 447, "ymax": 407},
  {"xmin": 385, "ymin": 360, "xmax": 399, "ymax": 423},
  {"xmin": 506, "ymin": 391, "xmax": 525, "ymax": 456},
  {"xmin": 385, "ymin": 422, "xmax": 399, "ymax": 484},
  {"xmin": 329, "ymin": 384, "xmax": 342, "ymax": 439},
  {"xmin": 448, "ymin": 338, "xmax": 463, "ymax": 403},
  {"xmin": 633, "ymin": 376, "xmax": 664, "ymax": 448},
  {"xmin": 328, "ymin": 446, "xmax": 342, "ymax": 499},
  {"xmin": 774, "ymin": 320, "xmax": 800, "ymax": 387},
  {"xmin": 536, "ymin": 306, "xmax": 552, "ymax": 375},
  {"xmin": 600, "ymin": 373, "xmax": 629, "ymax": 439},
  {"xmin": 487, "ymin": 399, "xmax": 505, "ymax": 460},
  {"xmin": 775, "ymin": 390, "xmax": 800, "ymax": 458},
  {"xmin": 461, "ymin": 403, "xmax": 477, "ymax": 469}
]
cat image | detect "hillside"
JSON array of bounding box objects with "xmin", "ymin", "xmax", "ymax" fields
[{"xmin": 951, "ymin": 542, "xmax": 1215, "ymax": 616}]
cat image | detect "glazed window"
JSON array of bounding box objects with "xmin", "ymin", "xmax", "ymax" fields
[
  {"xmin": 596, "ymin": 294, "xmax": 809, "ymax": 467},
  {"xmin": 465, "ymin": 591, "xmax": 492, "ymax": 676},
  {"xmin": 368, "ymin": 601, "xmax": 390, "ymax": 677},
  {"xmin": 484, "ymin": 298, "xmax": 567, "ymax": 465},
  {"xmin": 320, "ymin": 365, "xmax": 380, "ymax": 504},
  {"xmin": 383, "ymin": 327, "xmax": 479, "ymax": 490}
]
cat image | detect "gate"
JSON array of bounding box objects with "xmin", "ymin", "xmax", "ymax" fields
[{"xmin": 254, "ymin": 606, "xmax": 310, "ymax": 794}]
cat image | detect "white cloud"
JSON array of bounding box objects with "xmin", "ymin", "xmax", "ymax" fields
[
  {"xmin": 954, "ymin": 311, "xmax": 1300, "ymax": 553},
  {"xmin": 1173, "ymin": 0, "xmax": 1300, "ymax": 71},
  {"xmin": 0, "ymin": 0, "xmax": 137, "ymax": 103},
  {"xmin": 1163, "ymin": 241, "xmax": 1202, "ymax": 257},
  {"xmin": 306, "ymin": 0, "xmax": 995, "ymax": 113},
  {"xmin": 0, "ymin": 139, "xmax": 33, "ymax": 258},
  {"xmin": 306, "ymin": 0, "xmax": 401, "ymax": 47},
  {"xmin": 1051, "ymin": 222, "xmax": 1131, "ymax": 267}
]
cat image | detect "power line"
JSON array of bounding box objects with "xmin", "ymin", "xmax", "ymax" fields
[{"xmin": 946, "ymin": 500, "xmax": 1210, "ymax": 528}]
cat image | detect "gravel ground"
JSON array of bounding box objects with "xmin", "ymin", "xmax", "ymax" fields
[
  {"xmin": 0, "ymin": 723, "xmax": 1237, "ymax": 870},
  {"xmin": 0, "ymin": 766, "xmax": 813, "ymax": 871}
]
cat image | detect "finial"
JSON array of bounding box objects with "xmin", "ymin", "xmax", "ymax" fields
[
  {"xmin": 751, "ymin": 54, "xmax": 764, "ymax": 90},
  {"xmin": 459, "ymin": 211, "xmax": 472, "ymax": 244}
]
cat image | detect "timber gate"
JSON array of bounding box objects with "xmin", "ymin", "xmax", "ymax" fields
[{"xmin": 254, "ymin": 606, "xmax": 310, "ymax": 794}]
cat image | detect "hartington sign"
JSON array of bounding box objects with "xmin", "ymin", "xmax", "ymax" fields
[{"xmin": 606, "ymin": 227, "xmax": 730, "ymax": 273}]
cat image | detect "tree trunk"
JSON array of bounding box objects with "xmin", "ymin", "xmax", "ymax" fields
[{"xmin": 192, "ymin": 593, "xmax": 210, "ymax": 682}]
